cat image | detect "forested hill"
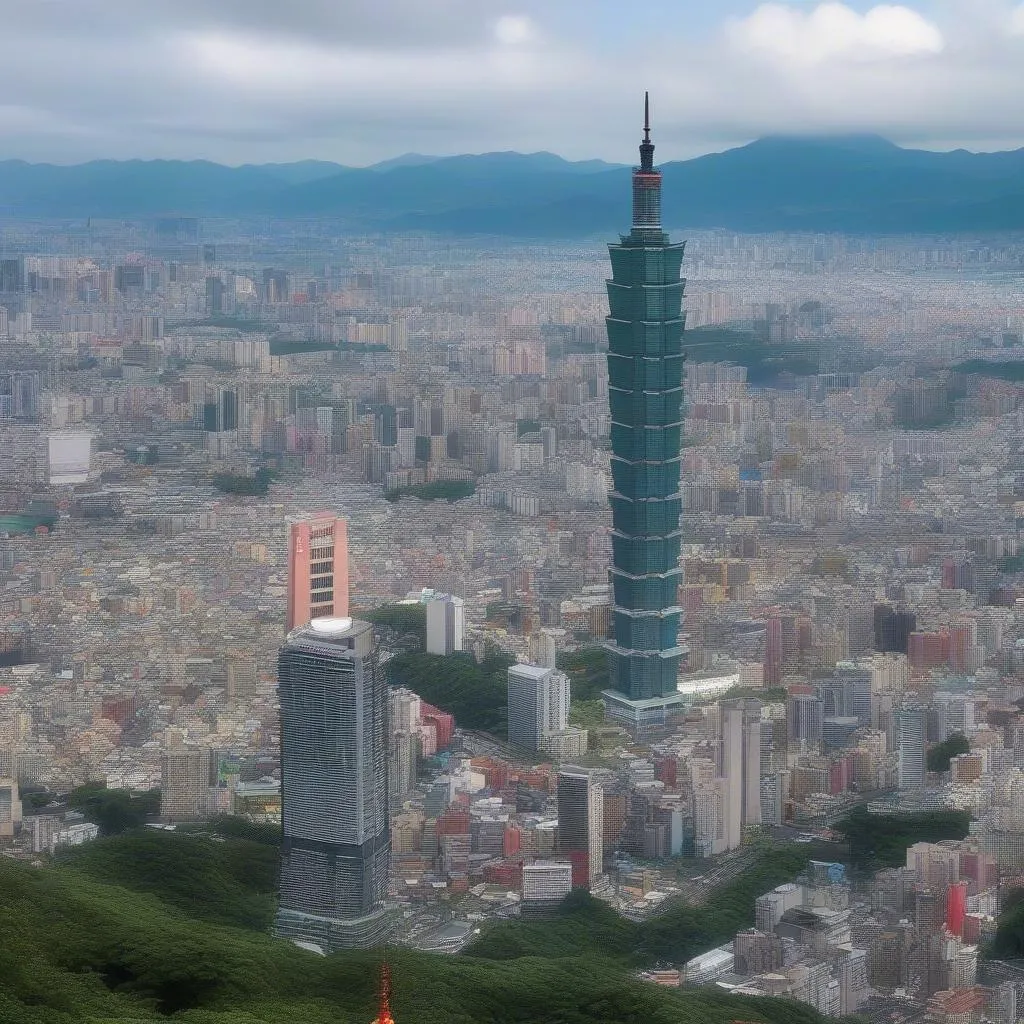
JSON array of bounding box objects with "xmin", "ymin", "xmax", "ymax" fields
[
  {"xmin": 0, "ymin": 825, "xmax": 838, "ymax": 1024},
  {"xmin": 4, "ymin": 135, "xmax": 1024, "ymax": 233}
]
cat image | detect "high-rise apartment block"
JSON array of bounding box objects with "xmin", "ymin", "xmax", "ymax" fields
[
  {"xmin": 897, "ymin": 704, "xmax": 927, "ymax": 789},
  {"xmin": 521, "ymin": 860, "xmax": 574, "ymax": 918},
  {"xmin": 603, "ymin": 96, "xmax": 687, "ymax": 726},
  {"xmin": 275, "ymin": 617, "xmax": 393, "ymax": 950},
  {"xmin": 426, "ymin": 593, "xmax": 465, "ymax": 655},
  {"xmin": 286, "ymin": 514, "xmax": 349, "ymax": 631},
  {"xmin": 693, "ymin": 777, "xmax": 730, "ymax": 857},
  {"xmin": 0, "ymin": 770, "xmax": 22, "ymax": 839},
  {"xmin": 160, "ymin": 747, "xmax": 216, "ymax": 821},
  {"xmin": 788, "ymin": 692, "xmax": 824, "ymax": 749},
  {"xmin": 719, "ymin": 698, "xmax": 762, "ymax": 849},
  {"xmin": 557, "ymin": 766, "xmax": 604, "ymax": 887},
  {"xmin": 506, "ymin": 664, "xmax": 570, "ymax": 752}
]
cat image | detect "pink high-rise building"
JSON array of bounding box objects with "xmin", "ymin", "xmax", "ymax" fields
[
  {"xmin": 946, "ymin": 881, "xmax": 968, "ymax": 938},
  {"xmin": 286, "ymin": 514, "xmax": 349, "ymax": 630}
]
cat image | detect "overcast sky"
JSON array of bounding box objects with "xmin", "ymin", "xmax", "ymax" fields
[{"xmin": 2, "ymin": 0, "xmax": 1024, "ymax": 165}]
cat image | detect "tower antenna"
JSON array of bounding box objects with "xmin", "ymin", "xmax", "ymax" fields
[
  {"xmin": 639, "ymin": 92, "xmax": 655, "ymax": 173},
  {"xmin": 375, "ymin": 958, "xmax": 395, "ymax": 1024}
]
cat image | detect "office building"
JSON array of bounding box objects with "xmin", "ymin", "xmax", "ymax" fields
[
  {"xmin": 734, "ymin": 929, "xmax": 786, "ymax": 975},
  {"xmin": 507, "ymin": 664, "xmax": 570, "ymax": 752},
  {"xmin": 426, "ymin": 593, "xmax": 465, "ymax": 655},
  {"xmin": 820, "ymin": 663, "xmax": 872, "ymax": 726},
  {"xmin": 275, "ymin": 617, "xmax": 393, "ymax": 950},
  {"xmin": 756, "ymin": 883, "xmax": 803, "ymax": 932},
  {"xmin": 693, "ymin": 778, "xmax": 730, "ymax": 856},
  {"xmin": 557, "ymin": 766, "xmax": 604, "ymax": 887},
  {"xmin": 0, "ymin": 773, "xmax": 22, "ymax": 839},
  {"xmin": 160, "ymin": 747, "xmax": 216, "ymax": 821},
  {"xmin": 874, "ymin": 604, "xmax": 917, "ymax": 654},
  {"xmin": 788, "ymin": 692, "xmax": 824, "ymax": 749},
  {"xmin": 521, "ymin": 860, "xmax": 574, "ymax": 918},
  {"xmin": 389, "ymin": 688, "xmax": 421, "ymax": 806},
  {"xmin": 0, "ymin": 257, "xmax": 24, "ymax": 293},
  {"xmin": 286, "ymin": 514, "xmax": 350, "ymax": 630},
  {"xmin": 603, "ymin": 96, "xmax": 687, "ymax": 723},
  {"xmin": 897, "ymin": 704, "xmax": 927, "ymax": 789},
  {"xmin": 719, "ymin": 697, "xmax": 762, "ymax": 848},
  {"xmin": 947, "ymin": 881, "xmax": 968, "ymax": 938},
  {"xmin": 539, "ymin": 726, "xmax": 589, "ymax": 761}
]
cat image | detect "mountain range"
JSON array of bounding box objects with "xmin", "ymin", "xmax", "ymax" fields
[{"xmin": 2, "ymin": 135, "xmax": 1024, "ymax": 235}]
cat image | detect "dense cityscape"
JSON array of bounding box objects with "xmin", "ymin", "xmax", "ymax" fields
[{"xmin": 7, "ymin": 97, "xmax": 1024, "ymax": 1024}]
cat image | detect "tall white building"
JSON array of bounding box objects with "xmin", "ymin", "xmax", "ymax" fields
[
  {"xmin": 693, "ymin": 779, "xmax": 729, "ymax": 857},
  {"xmin": 897, "ymin": 704, "xmax": 927, "ymax": 789},
  {"xmin": 521, "ymin": 861, "xmax": 573, "ymax": 917},
  {"xmin": 755, "ymin": 883, "xmax": 803, "ymax": 933},
  {"xmin": 507, "ymin": 664, "xmax": 570, "ymax": 752},
  {"xmin": 389, "ymin": 688, "xmax": 422, "ymax": 805},
  {"xmin": 426, "ymin": 594, "xmax": 465, "ymax": 656},
  {"xmin": 718, "ymin": 698, "xmax": 762, "ymax": 849}
]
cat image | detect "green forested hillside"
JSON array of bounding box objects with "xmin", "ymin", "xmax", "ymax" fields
[
  {"xmin": 57, "ymin": 827, "xmax": 279, "ymax": 930},
  {"xmin": 0, "ymin": 829, "xmax": 840, "ymax": 1024}
]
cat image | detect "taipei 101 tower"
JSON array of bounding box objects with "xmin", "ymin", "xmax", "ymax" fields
[{"xmin": 602, "ymin": 95, "xmax": 688, "ymax": 729}]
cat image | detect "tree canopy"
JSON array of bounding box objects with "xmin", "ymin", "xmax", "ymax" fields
[
  {"xmin": 363, "ymin": 603, "xmax": 427, "ymax": 649},
  {"xmin": 0, "ymin": 829, "xmax": 838, "ymax": 1024},
  {"xmin": 384, "ymin": 480, "xmax": 476, "ymax": 503},
  {"xmin": 385, "ymin": 650, "xmax": 514, "ymax": 733},
  {"xmin": 66, "ymin": 783, "xmax": 160, "ymax": 835},
  {"xmin": 927, "ymin": 732, "xmax": 971, "ymax": 773},
  {"xmin": 557, "ymin": 647, "xmax": 610, "ymax": 703},
  {"xmin": 212, "ymin": 467, "xmax": 274, "ymax": 496},
  {"xmin": 832, "ymin": 806, "xmax": 970, "ymax": 870}
]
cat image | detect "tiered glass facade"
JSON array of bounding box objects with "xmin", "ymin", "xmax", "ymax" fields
[{"xmin": 605, "ymin": 98, "xmax": 687, "ymax": 702}]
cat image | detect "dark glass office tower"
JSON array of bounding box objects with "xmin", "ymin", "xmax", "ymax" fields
[
  {"xmin": 604, "ymin": 95, "xmax": 687, "ymax": 708},
  {"xmin": 275, "ymin": 616, "xmax": 394, "ymax": 950}
]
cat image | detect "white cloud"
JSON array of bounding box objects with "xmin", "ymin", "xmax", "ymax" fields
[
  {"xmin": 727, "ymin": 2, "xmax": 945, "ymax": 65},
  {"xmin": 494, "ymin": 14, "xmax": 535, "ymax": 45},
  {"xmin": 185, "ymin": 30, "xmax": 567, "ymax": 99},
  {"xmin": 1011, "ymin": 3, "xmax": 1024, "ymax": 35}
]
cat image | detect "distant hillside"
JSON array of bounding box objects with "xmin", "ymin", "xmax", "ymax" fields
[
  {"xmin": 0, "ymin": 826, "xmax": 836, "ymax": 1024},
  {"xmin": 2, "ymin": 136, "xmax": 1024, "ymax": 233}
]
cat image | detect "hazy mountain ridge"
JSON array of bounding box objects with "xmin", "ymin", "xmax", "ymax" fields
[{"xmin": 1, "ymin": 137, "xmax": 1023, "ymax": 232}]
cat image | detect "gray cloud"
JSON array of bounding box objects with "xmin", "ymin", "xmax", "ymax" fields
[
  {"xmin": 0, "ymin": 1, "xmax": 1023, "ymax": 164},
  {"xmin": 0, "ymin": 0, "xmax": 544, "ymax": 47}
]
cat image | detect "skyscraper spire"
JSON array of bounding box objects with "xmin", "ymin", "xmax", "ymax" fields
[
  {"xmin": 632, "ymin": 92, "xmax": 660, "ymax": 229},
  {"xmin": 640, "ymin": 91, "xmax": 654, "ymax": 172}
]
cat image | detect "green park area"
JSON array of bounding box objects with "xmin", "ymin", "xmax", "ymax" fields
[{"xmin": 384, "ymin": 480, "xmax": 476, "ymax": 503}]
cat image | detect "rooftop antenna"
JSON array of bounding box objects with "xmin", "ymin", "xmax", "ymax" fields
[
  {"xmin": 639, "ymin": 91, "xmax": 655, "ymax": 172},
  {"xmin": 374, "ymin": 959, "xmax": 395, "ymax": 1024}
]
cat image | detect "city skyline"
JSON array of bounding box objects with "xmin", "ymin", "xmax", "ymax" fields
[{"xmin": 6, "ymin": 68, "xmax": 1024, "ymax": 1021}]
